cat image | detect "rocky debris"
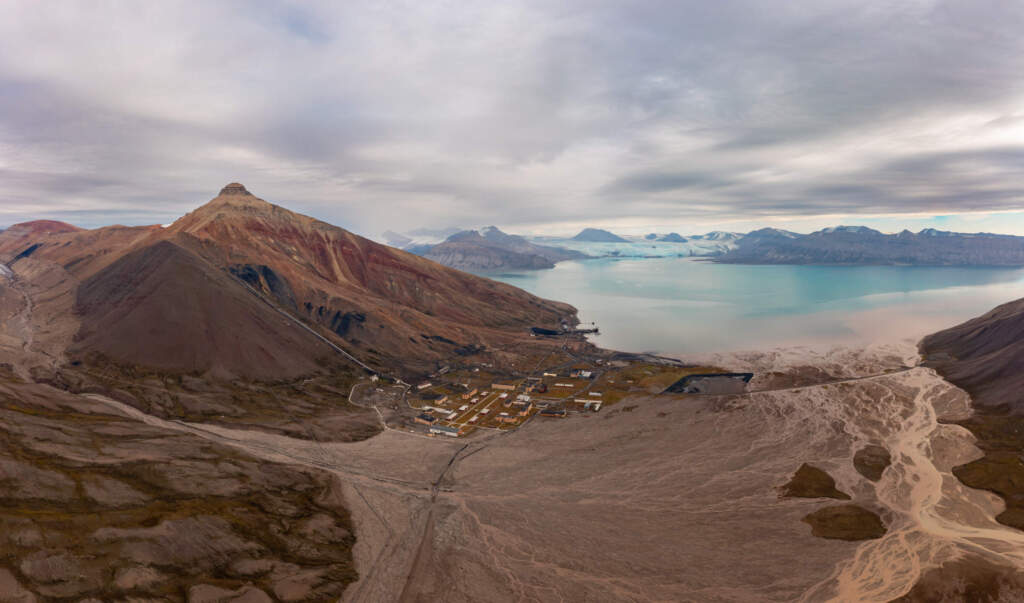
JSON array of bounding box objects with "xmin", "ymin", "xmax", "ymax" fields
[
  {"xmin": 81, "ymin": 475, "xmax": 150, "ymax": 507},
  {"xmin": 0, "ymin": 568, "xmax": 35, "ymax": 603},
  {"xmin": 189, "ymin": 583, "xmax": 274, "ymax": 602},
  {"xmin": 0, "ymin": 381, "xmax": 358, "ymax": 600},
  {"xmin": 49, "ymin": 360, "xmax": 381, "ymax": 442},
  {"xmin": 853, "ymin": 444, "xmax": 892, "ymax": 482},
  {"xmin": 780, "ymin": 463, "xmax": 851, "ymax": 499},
  {"xmin": 113, "ymin": 565, "xmax": 165, "ymax": 590},
  {"xmin": 802, "ymin": 504, "xmax": 887, "ymax": 540},
  {"xmin": 0, "ymin": 458, "xmax": 76, "ymax": 501}
]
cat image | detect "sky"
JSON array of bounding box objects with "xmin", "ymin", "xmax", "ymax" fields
[{"xmin": 3, "ymin": 1, "xmax": 1024, "ymax": 239}]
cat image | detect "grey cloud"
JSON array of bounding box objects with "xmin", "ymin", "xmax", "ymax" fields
[
  {"xmin": 2, "ymin": 1, "xmax": 1024, "ymax": 236},
  {"xmin": 603, "ymin": 171, "xmax": 738, "ymax": 195}
]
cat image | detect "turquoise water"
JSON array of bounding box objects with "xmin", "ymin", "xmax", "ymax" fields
[{"xmin": 488, "ymin": 258, "xmax": 1024, "ymax": 355}]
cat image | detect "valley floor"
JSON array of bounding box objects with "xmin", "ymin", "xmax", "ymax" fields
[
  {"xmin": 38, "ymin": 342, "xmax": 1024, "ymax": 601},
  {"xmin": 4, "ymin": 252, "xmax": 1024, "ymax": 600}
]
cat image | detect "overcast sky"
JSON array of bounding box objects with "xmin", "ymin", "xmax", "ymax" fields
[{"xmin": 3, "ymin": 1, "xmax": 1024, "ymax": 238}]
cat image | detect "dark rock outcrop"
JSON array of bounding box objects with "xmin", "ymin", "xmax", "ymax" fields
[
  {"xmin": 230, "ymin": 263, "xmax": 298, "ymax": 310},
  {"xmin": 853, "ymin": 445, "xmax": 892, "ymax": 482},
  {"xmin": 802, "ymin": 504, "xmax": 887, "ymax": 540},
  {"xmin": 780, "ymin": 463, "xmax": 850, "ymax": 499}
]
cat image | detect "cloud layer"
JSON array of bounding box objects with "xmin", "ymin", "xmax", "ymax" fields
[{"xmin": 2, "ymin": 1, "xmax": 1024, "ymax": 236}]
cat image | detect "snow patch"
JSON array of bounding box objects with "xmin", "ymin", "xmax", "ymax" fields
[{"xmin": 532, "ymin": 236, "xmax": 737, "ymax": 258}]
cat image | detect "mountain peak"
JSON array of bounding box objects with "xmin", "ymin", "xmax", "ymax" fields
[
  {"xmin": 168, "ymin": 184, "xmax": 296, "ymax": 236},
  {"xmin": 6, "ymin": 220, "xmax": 83, "ymax": 236},
  {"xmin": 572, "ymin": 228, "xmax": 629, "ymax": 242},
  {"xmin": 816, "ymin": 225, "xmax": 883, "ymax": 236},
  {"xmin": 199, "ymin": 184, "xmax": 276, "ymax": 213},
  {"xmin": 219, "ymin": 182, "xmax": 251, "ymax": 196}
]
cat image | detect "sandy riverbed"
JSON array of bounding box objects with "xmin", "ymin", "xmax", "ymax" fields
[{"xmin": 80, "ymin": 340, "xmax": 1024, "ymax": 601}]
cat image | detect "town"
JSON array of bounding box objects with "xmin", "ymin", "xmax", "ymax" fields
[{"xmin": 349, "ymin": 325, "xmax": 752, "ymax": 438}]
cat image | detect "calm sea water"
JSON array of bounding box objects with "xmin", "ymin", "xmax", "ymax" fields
[{"xmin": 487, "ymin": 258, "xmax": 1024, "ymax": 355}]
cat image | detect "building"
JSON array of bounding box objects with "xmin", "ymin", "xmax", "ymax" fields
[
  {"xmin": 414, "ymin": 413, "xmax": 437, "ymax": 426},
  {"xmin": 492, "ymin": 383, "xmax": 516, "ymax": 391},
  {"xmin": 539, "ymin": 409, "xmax": 567, "ymax": 418},
  {"xmin": 573, "ymin": 399, "xmax": 603, "ymax": 412},
  {"xmin": 461, "ymin": 388, "xmax": 478, "ymax": 400},
  {"xmin": 417, "ymin": 382, "xmax": 432, "ymax": 390},
  {"xmin": 664, "ymin": 372, "xmax": 754, "ymax": 395},
  {"xmin": 429, "ymin": 424, "xmax": 463, "ymax": 437},
  {"xmin": 543, "ymin": 372, "xmax": 557, "ymax": 377},
  {"xmin": 496, "ymin": 412, "xmax": 517, "ymax": 424},
  {"xmin": 515, "ymin": 400, "xmax": 534, "ymax": 416},
  {"xmin": 571, "ymin": 369, "xmax": 593, "ymax": 379}
]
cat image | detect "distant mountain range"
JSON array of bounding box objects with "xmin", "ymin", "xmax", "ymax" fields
[
  {"xmin": 423, "ymin": 226, "xmax": 588, "ymax": 271},
  {"xmin": 716, "ymin": 226, "xmax": 1024, "ymax": 265},
  {"xmin": 571, "ymin": 228, "xmax": 629, "ymax": 243},
  {"xmin": 381, "ymin": 223, "xmax": 1024, "ymax": 271},
  {"xmin": 382, "ymin": 227, "xmax": 463, "ymax": 255}
]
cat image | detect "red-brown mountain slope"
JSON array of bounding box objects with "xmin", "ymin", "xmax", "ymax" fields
[
  {"xmin": 0, "ymin": 183, "xmax": 575, "ymax": 379},
  {"xmin": 920, "ymin": 297, "xmax": 1024, "ymax": 411},
  {"xmin": 164, "ymin": 183, "xmax": 575, "ymax": 371},
  {"xmin": 4, "ymin": 219, "xmax": 82, "ymax": 236},
  {"xmin": 73, "ymin": 239, "xmax": 337, "ymax": 380}
]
